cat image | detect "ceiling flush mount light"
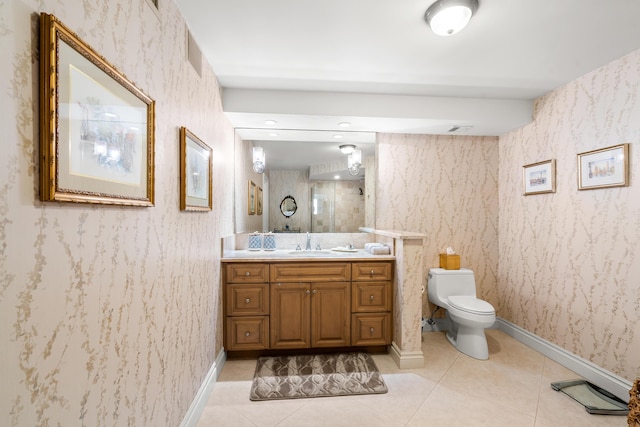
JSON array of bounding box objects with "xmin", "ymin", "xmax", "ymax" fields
[
  {"xmin": 338, "ymin": 122, "xmax": 351, "ymax": 128},
  {"xmin": 252, "ymin": 146, "xmax": 265, "ymax": 174},
  {"xmin": 264, "ymin": 119, "xmax": 276, "ymax": 125},
  {"xmin": 339, "ymin": 144, "xmax": 356, "ymax": 154},
  {"xmin": 425, "ymin": 0, "xmax": 478, "ymax": 36},
  {"xmin": 347, "ymin": 149, "xmax": 362, "ymax": 176}
]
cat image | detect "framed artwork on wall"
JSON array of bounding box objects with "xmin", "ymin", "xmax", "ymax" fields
[
  {"xmin": 578, "ymin": 143, "xmax": 630, "ymax": 190},
  {"xmin": 180, "ymin": 127, "xmax": 212, "ymax": 211},
  {"xmin": 248, "ymin": 181, "xmax": 256, "ymax": 215},
  {"xmin": 39, "ymin": 13, "xmax": 155, "ymax": 206},
  {"xmin": 523, "ymin": 159, "xmax": 556, "ymax": 195},
  {"xmin": 257, "ymin": 186, "xmax": 263, "ymax": 215}
]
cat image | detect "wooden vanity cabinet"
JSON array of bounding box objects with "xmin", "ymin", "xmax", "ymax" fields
[
  {"xmin": 270, "ymin": 263, "xmax": 351, "ymax": 349},
  {"xmin": 223, "ymin": 260, "xmax": 393, "ymax": 353},
  {"xmin": 224, "ymin": 264, "xmax": 269, "ymax": 351}
]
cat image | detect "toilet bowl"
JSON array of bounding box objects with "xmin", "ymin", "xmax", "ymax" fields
[{"xmin": 427, "ymin": 268, "xmax": 496, "ymax": 360}]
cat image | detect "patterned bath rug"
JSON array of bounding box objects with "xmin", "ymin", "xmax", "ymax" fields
[{"xmin": 250, "ymin": 352, "xmax": 387, "ymax": 401}]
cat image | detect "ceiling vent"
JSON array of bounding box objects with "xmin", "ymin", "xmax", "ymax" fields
[
  {"xmin": 448, "ymin": 125, "xmax": 473, "ymax": 133},
  {"xmin": 186, "ymin": 27, "xmax": 202, "ymax": 77}
]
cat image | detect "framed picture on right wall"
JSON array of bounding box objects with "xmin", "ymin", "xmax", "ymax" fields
[{"xmin": 577, "ymin": 143, "xmax": 629, "ymax": 190}]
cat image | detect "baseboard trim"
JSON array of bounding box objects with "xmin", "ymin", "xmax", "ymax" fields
[
  {"xmin": 180, "ymin": 350, "xmax": 227, "ymax": 427},
  {"xmin": 390, "ymin": 341, "xmax": 424, "ymax": 369},
  {"xmin": 496, "ymin": 318, "xmax": 632, "ymax": 402}
]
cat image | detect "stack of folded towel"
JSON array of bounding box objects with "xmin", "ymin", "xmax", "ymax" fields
[{"xmin": 364, "ymin": 242, "xmax": 391, "ymax": 255}]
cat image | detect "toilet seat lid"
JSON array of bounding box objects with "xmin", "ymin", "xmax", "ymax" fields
[{"xmin": 448, "ymin": 296, "xmax": 495, "ymax": 315}]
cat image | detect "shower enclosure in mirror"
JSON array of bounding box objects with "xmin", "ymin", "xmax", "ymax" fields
[{"xmin": 311, "ymin": 180, "xmax": 364, "ymax": 233}]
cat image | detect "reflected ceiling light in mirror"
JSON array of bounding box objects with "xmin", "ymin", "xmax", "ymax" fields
[
  {"xmin": 333, "ymin": 134, "xmax": 343, "ymax": 139},
  {"xmin": 339, "ymin": 144, "xmax": 356, "ymax": 154},
  {"xmin": 347, "ymin": 149, "xmax": 362, "ymax": 176},
  {"xmin": 338, "ymin": 122, "xmax": 351, "ymax": 128},
  {"xmin": 425, "ymin": 0, "xmax": 478, "ymax": 36},
  {"xmin": 252, "ymin": 146, "xmax": 265, "ymax": 174},
  {"xmin": 264, "ymin": 119, "xmax": 277, "ymax": 125}
]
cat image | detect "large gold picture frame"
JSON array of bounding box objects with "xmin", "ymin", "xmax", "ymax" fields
[
  {"xmin": 39, "ymin": 13, "xmax": 155, "ymax": 206},
  {"xmin": 180, "ymin": 127, "xmax": 212, "ymax": 211}
]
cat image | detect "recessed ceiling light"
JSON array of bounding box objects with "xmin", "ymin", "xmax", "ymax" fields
[
  {"xmin": 269, "ymin": 133, "xmax": 278, "ymax": 137},
  {"xmin": 338, "ymin": 122, "xmax": 351, "ymax": 128},
  {"xmin": 334, "ymin": 175, "xmax": 340, "ymax": 180},
  {"xmin": 264, "ymin": 119, "xmax": 276, "ymax": 125},
  {"xmin": 333, "ymin": 134, "xmax": 343, "ymax": 139}
]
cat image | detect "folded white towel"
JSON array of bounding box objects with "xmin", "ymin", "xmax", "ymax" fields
[
  {"xmin": 364, "ymin": 243, "xmax": 390, "ymax": 255},
  {"xmin": 364, "ymin": 242, "xmax": 384, "ymax": 251},
  {"xmin": 369, "ymin": 246, "xmax": 391, "ymax": 255}
]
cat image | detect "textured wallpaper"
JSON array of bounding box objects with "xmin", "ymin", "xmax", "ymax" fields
[
  {"xmin": 498, "ymin": 49, "xmax": 640, "ymax": 381},
  {"xmin": 375, "ymin": 133, "xmax": 500, "ymax": 317},
  {"xmin": 0, "ymin": 1, "xmax": 235, "ymax": 425}
]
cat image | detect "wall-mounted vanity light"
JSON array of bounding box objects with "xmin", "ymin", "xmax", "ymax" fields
[{"xmin": 252, "ymin": 146, "xmax": 265, "ymax": 174}]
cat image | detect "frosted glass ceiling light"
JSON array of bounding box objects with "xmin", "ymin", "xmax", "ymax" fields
[
  {"xmin": 339, "ymin": 144, "xmax": 356, "ymax": 154},
  {"xmin": 252, "ymin": 146, "xmax": 265, "ymax": 174},
  {"xmin": 425, "ymin": 0, "xmax": 478, "ymax": 36}
]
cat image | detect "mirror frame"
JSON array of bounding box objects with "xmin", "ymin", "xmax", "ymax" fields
[{"xmin": 280, "ymin": 195, "xmax": 297, "ymax": 218}]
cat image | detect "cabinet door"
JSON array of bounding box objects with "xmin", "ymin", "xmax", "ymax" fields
[
  {"xmin": 311, "ymin": 282, "xmax": 351, "ymax": 348},
  {"xmin": 351, "ymin": 282, "xmax": 392, "ymax": 312},
  {"xmin": 351, "ymin": 313, "xmax": 392, "ymax": 346},
  {"xmin": 225, "ymin": 316, "xmax": 269, "ymax": 350},
  {"xmin": 270, "ymin": 283, "xmax": 311, "ymax": 349},
  {"xmin": 226, "ymin": 284, "xmax": 269, "ymax": 316}
]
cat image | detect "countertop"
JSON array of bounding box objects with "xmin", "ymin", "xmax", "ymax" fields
[{"xmin": 221, "ymin": 249, "xmax": 395, "ymax": 262}]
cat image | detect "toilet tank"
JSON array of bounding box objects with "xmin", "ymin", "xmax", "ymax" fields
[{"xmin": 427, "ymin": 268, "xmax": 477, "ymax": 306}]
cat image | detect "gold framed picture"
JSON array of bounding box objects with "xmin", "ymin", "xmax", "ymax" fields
[
  {"xmin": 180, "ymin": 127, "xmax": 212, "ymax": 211},
  {"xmin": 256, "ymin": 186, "xmax": 263, "ymax": 215},
  {"xmin": 578, "ymin": 143, "xmax": 630, "ymax": 190},
  {"xmin": 248, "ymin": 181, "xmax": 256, "ymax": 215},
  {"xmin": 523, "ymin": 159, "xmax": 556, "ymax": 195},
  {"xmin": 39, "ymin": 13, "xmax": 155, "ymax": 206}
]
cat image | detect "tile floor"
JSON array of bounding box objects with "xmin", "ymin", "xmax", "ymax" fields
[{"xmin": 196, "ymin": 330, "xmax": 628, "ymax": 426}]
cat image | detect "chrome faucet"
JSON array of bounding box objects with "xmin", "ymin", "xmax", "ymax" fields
[{"xmin": 305, "ymin": 232, "xmax": 312, "ymax": 251}]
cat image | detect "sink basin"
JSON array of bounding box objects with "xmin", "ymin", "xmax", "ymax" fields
[{"xmin": 287, "ymin": 251, "xmax": 334, "ymax": 256}]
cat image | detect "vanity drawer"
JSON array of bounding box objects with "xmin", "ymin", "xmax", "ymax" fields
[
  {"xmin": 351, "ymin": 313, "xmax": 392, "ymax": 346},
  {"xmin": 351, "ymin": 282, "xmax": 392, "ymax": 312},
  {"xmin": 226, "ymin": 284, "xmax": 269, "ymax": 316},
  {"xmin": 226, "ymin": 263, "xmax": 269, "ymax": 283},
  {"xmin": 225, "ymin": 316, "xmax": 269, "ymax": 350},
  {"xmin": 270, "ymin": 262, "xmax": 350, "ymax": 282},
  {"xmin": 352, "ymin": 262, "xmax": 392, "ymax": 281}
]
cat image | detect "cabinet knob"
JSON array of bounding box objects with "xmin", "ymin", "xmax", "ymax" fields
[
  {"xmin": 312, "ymin": 289, "xmax": 317, "ymax": 294},
  {"xmin": 245, "ymin": 331, "xmax": 250, "ymax": 337},
  {"xmin": 370, "ymin": 270, "xmax": 375, "ymax": 275},
  {"xmin": 306, "ymin": 289, "xmax": 310, "ymax": 294},
  {"xmin": 245, "ymin": 298, "xmax": 251, "ymax": 304},
  {"xmin": 370, "ymin": 327, "xmax": 374, "ymax": 334},
  {"xmin": 245, "ymin": 272, "xmax": 250, "ymax": 276},
  {"xmin": 370, "ymin": 295, "xmax": 374, "ymax": 302}
]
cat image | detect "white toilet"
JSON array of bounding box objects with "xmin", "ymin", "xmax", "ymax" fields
[{"xmin": 427, "ymin": 268, "xmax": 496, "ymax": 360}]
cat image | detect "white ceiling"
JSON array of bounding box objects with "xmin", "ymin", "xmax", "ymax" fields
[{"xmin": 174, "ymin": 0, "xmax": 640, "ymax": 173}]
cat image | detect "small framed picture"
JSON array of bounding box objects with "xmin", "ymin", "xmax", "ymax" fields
[
  {"xmin": 523, "ymin": 159, "xmax": 556, "ymax": 195},
  {"xmin": 256, "ymin": 186, "xmax": 263, "ymax": 215},
  {"xmin": 248, "ymin": 181, "xmax": 256, "ymax": 215},
  {"xmin": 179, "ymin": 127, "xmax": 212, "ymax": 211},
  {"xmin": 578, "ymin": 143, "xmax": 630, "ymax": 190}
]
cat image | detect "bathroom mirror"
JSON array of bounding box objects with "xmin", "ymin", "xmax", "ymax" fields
[
  {"xmin": 233, "ymin": 129, "xmax": 376, "ymax": 233},
  {"xmin": 280, "ymin": 195, "xmax": 297, "ymax": 218}
]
